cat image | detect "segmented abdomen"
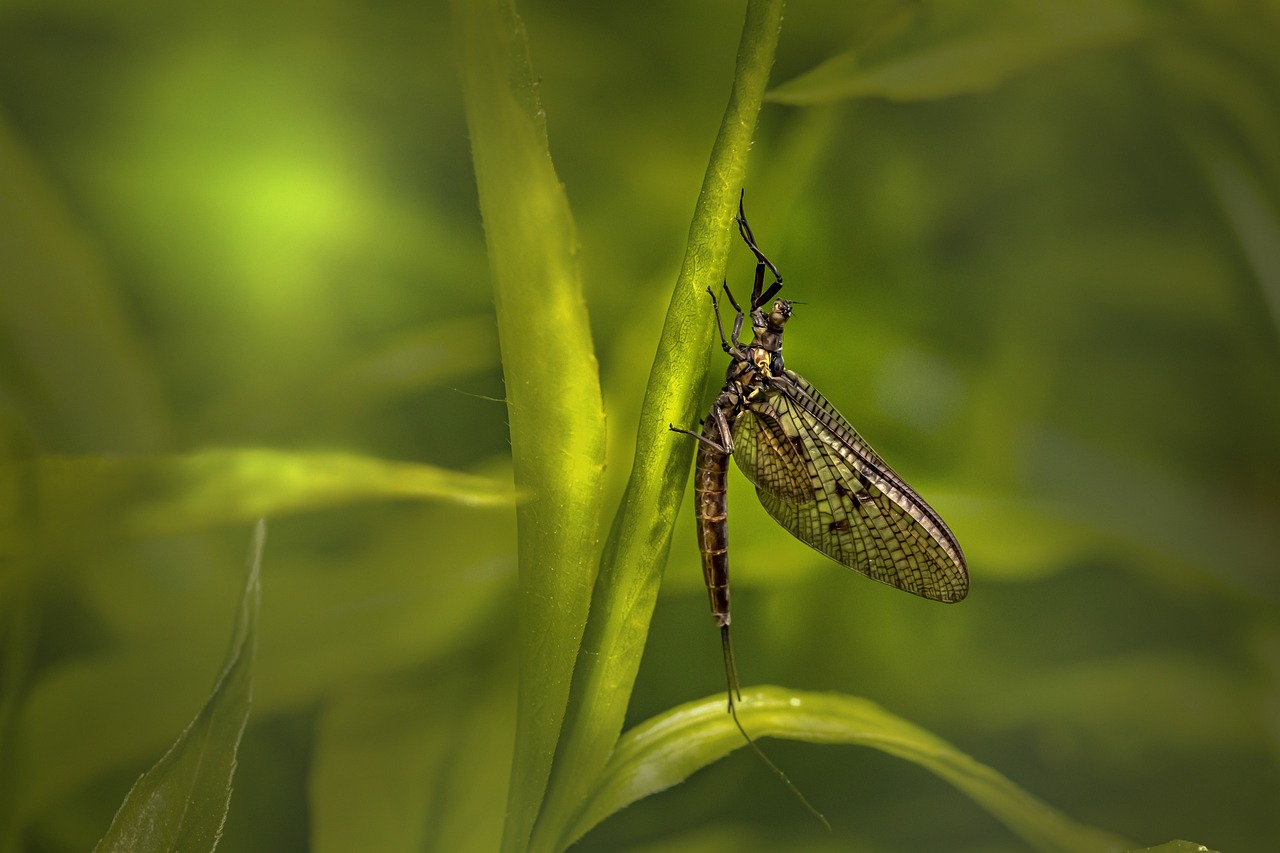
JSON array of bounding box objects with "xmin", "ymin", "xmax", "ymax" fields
[{"xmin": 694, "ymin": 413, "xmax": 732, "ymax": 628}]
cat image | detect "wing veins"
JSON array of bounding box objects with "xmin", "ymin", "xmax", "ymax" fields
[
  {"xmin": 774, "ymin": 370, "xmax": 966, "ymax": 577},
  {"xmin": 737, "ymin": 373, "xmax": 967, "ymax": 601}
]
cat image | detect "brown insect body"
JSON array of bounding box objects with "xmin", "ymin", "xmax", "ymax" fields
[{"xmin": 677, "ymin": 198, "xmax": 967, "ymax": 712}]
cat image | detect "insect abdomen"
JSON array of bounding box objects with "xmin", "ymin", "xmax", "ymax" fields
[{"xmin": 694, "ymin": 415, "xmax": 732, "ymax": 628}]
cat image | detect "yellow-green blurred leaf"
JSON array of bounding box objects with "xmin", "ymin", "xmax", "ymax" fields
[
  {"xmin": 18, "ymin": 503, "xmax": 513, "ymax": 824},
  {"xmin": 770, "ymin": 0, "xmax": 1141, "ymax": 105},
  {"xmin": 25, "ymin": 449, "xmax": 519, "ymax": 548},
  {"xmin": 0, "ymin": 117, "xmax": 167, "ymax": 453},
  {"xmin": 452, "ymin": 0, "xmax": 609, "ymax": 850}
]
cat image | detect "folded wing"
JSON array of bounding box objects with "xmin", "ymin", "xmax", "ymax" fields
[{"xmin": 731, "ymin": 369, "xmax": 967, "ymax": 602}]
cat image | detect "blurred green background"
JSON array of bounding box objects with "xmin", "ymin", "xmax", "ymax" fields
[{"xmin": 2, "ymin": 0, "xmax": 1278, "ymax": 851}]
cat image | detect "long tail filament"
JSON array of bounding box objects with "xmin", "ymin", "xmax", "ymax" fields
[{"xmin": 720, "ymin": 625, "xmax": 830, "ymax": 830}]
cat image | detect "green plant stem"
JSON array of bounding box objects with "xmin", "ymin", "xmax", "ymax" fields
[{"xmin": 528, "ymin": 2, "xmax": 786, "ymax": 851}]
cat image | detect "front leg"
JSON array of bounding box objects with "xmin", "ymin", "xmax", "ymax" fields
[
  {"xmin": 736, "ymin": 194, "xmax": 783, "ymax": 308},
  {"xmin": 710, "ymin": 402, "xmax": 736, "ymax": 456},
  {"xmin": 706, "ymin": 285, "xmax": 745, "ymax": 355}
]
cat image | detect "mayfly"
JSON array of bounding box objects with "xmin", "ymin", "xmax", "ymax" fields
[{"xmin": 673, "ymin": 195, "xmax": 968, "ymax": 721}]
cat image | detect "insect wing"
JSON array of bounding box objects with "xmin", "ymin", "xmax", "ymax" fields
[
  {"xmin": 730, "ymin": 396, "xmax": 811, "ymax": 502},
  {"xmin": 736, "ymin": 370, "xmax": 968, "ymax": 603}
]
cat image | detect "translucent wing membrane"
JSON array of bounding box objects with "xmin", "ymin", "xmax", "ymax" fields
[
  {"xmin": 730, "ymin": 398, "xmax": 811, "ymax": 502},
  {"xmin": 733, "ymin": 369, "xmax": 967, "ymax": 602}
]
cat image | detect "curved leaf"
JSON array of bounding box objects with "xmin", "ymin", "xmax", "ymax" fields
[
  {"xmin": 570, "ymin": 686, "xmax": 1133, "ymax": 853},
  {"xmin": 94, "ymin": 520, "xmax": 265, "ymax": 853}
]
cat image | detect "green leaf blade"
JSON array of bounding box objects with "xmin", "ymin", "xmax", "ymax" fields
[
  {"xmin": 571, "ymin": 687, "xmax": 1133, "ymax": 853},
  {"xmin": 25, "ymin": 449, "xmax": 519, "ymax": 549},
  {"xmin": 93, "ymin": 520, "xmax": 265, "ymax": 853},
  {"xmin": 451, "ymin": 0, "xmax": 609, "ymax": 851},
  {"xmin": 527, "ymin": 2, "xmax": 786, "ymax": 851}
]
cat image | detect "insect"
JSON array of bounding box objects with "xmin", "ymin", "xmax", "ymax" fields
[{"xmin": 673, "ymin": 195, "xmax": 968, "ymax": 716}]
